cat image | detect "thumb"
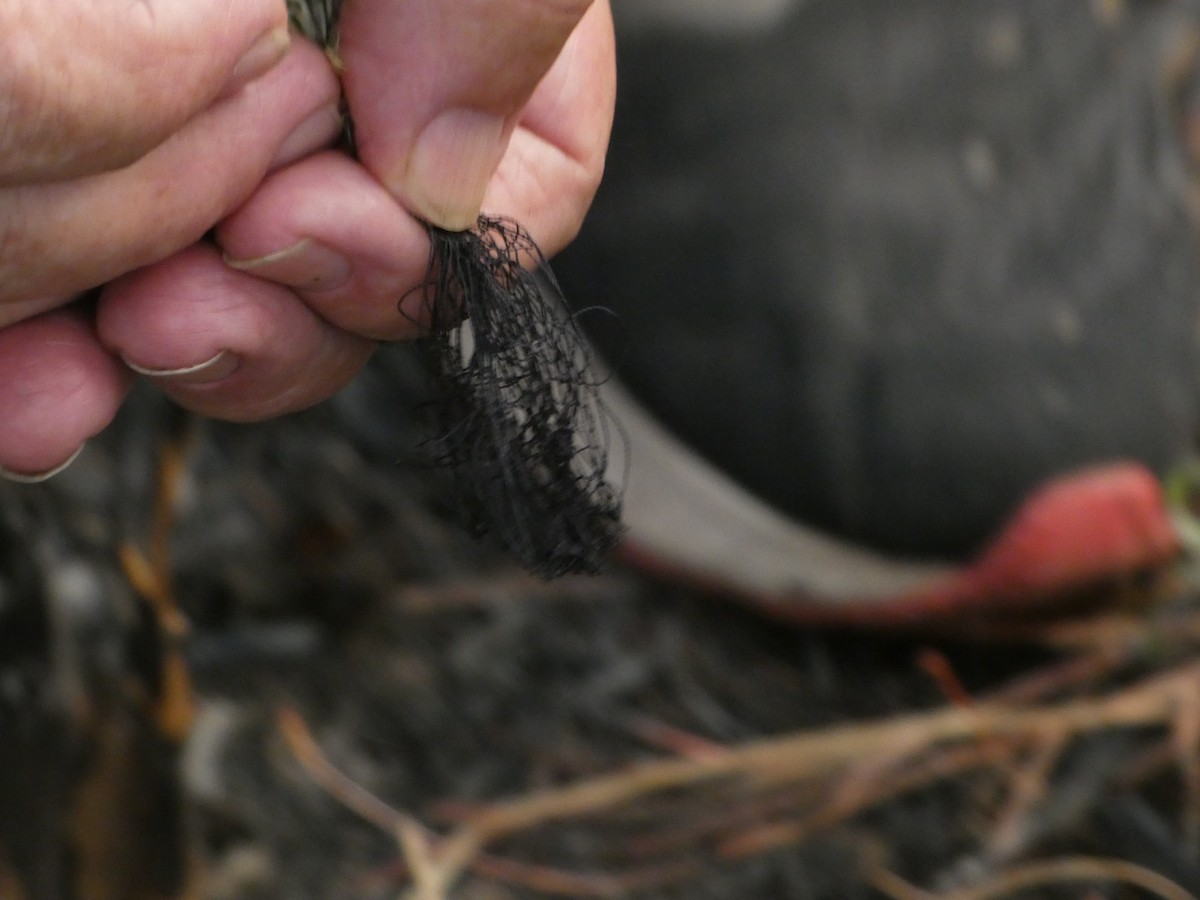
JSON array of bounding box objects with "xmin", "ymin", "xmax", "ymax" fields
[
  {"xmin": 0, "ymin": 0, "xmax": 288, "ymax": 184},
  {"xmin": 339, "ymin": 0, "xmax": 595, "ymax": 230}
]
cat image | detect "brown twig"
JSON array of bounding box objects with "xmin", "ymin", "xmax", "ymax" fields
[
  {"xmin": 279, "ymin": 707, "xmax": 699, "ymax": 898},
  {"xmin": 719, "ymin": 739, "xmax": 1018, "ymax": 859},
  {"xmin": 870, "ymin": 867, "xmax": 940, "ymax": 900},
  {"xmin": 918, "ymin": 648, "xmax": 975, "ymax": 707},
  {"xmin": 280, "ymin": 661, "xmax": 1200, "ymax": 898},
  {"xmin": 115, "ymin": 428, "xmax": 196, "ymax": 743},
  {"xmin": 468, "ymin": 661, "xmax": 1198, "ymax": 829},
  {"xmin": 622, "ymin": 713, "xmax": 730, "ymax": 760},
  {"xmin": 875, "ymin": 855, "xmax": 1198, "ymax": 900},
  {"xmin": 364, "ymin": 850, "xmax": 702, "ymax": 898},
  {"xmin": 466, "ymin": 855, "xmax": 701, "ymax": 897},
  {"xmin": 279, "ymin": 706, "xmax": 479, "ymax": 900},
  {"xmin": 624, "ymin": 782, "xmax": 822, "ymax": 858},
  {"xmin": 278, "ymin": 706, "xmax": 410, "ymax": 835},
  {"xmin": 983, "ymin": 729, "xmax": 1070, "ymax": 864},
  {"xmin": 396, "ymin": 660, "xmax": 1199, "ymax": 895},
  {"xmin": 964, "ymin": 606, "xmax": 1200, "ymax": 658},
  {"xmin": 1169, "ymin": 675, "xmax": 1200, "ymax": 851}
]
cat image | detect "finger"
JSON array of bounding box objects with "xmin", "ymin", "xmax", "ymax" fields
[
  {"xmin": 339, "ymin": 0, "xmax": 596, "ymax": 229},
  {"xmin": 0, "ymin": 309, "xmax": 130, "ymax": 479},
  {"xmin": 97, "ymin": 244, "xmax": 375, "ymax": 422},
  {"xmin": 0, "ymin": 0, "xmax": 289, "ymax": 184},
  {"xmin": 217, "ymin": 151, "xmax": 433, "ymax": 341},
  {"xmin": 483, "ymin": 0, "xmax": 616, "ymax": 253},
  {"xmin": 0, "ymin": 40, "xmax": 343, "ymax": 326}
]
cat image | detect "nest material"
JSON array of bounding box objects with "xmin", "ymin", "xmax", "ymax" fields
[{"xmin": 413, "ymin": 218, "xmax": 623, "ymax": 578}]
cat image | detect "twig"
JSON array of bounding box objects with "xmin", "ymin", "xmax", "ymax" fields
[
  {"xmin": 364, "ymin": 851, "xmax": 701, "ymax": 898},
  {"xmin": 984, "ymin": 730, "xmax": 1070, "ymax": 864},
  {"xmin": 277, "ymin": 706, "xmax": 410, "ymax": 835},
  {"xmin": 280, "ymin": 707, "xmax": 695, "ymax": 898},
  {"xmin": 622, "ymin": 713, "xmax": 729, "ymax": 760},
  {"xmin": 918, "ymin": 648, "xmax": 975, "ymax": 707},
  {"xmin": 719, "ymin": 740, "xmax": 1018, "ymax": 859},
  {"xmin": 115, "ymin": 428, "xmax": 196, "ymax": 744},
  {"xmin": 870, "ymin": 867, "xmax": 940, "ymax": 900},
  {"xmin": 1169, "ymin": 676, "xmax": 1200, "ymax": 853},
  {"xmin": 964, "ymin": 607, "xmax": 1200, "ymax": 657},
  {"xmin": 466, "ymin": 855, "xmax": 700, "ymax": 897},
  {"xmin": 279, "ymin": 706, "xmax": 483, "ymax": 900},
  {"xmin": 929, "ymin": 855, "xmax": 1195, "ymax": 900},
  {"xmin": 397, "ymin": 820, "xmax": 442, "ymax": 900},
  {"xmin": 280, "ymin": 662, "xmax": 1200, "ymax": 898},
  {"xmin": 452, "ymin": 660, "xmax": 1200, "ymax": 847}
]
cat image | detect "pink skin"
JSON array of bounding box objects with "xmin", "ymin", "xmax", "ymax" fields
[
  {"xmin": 0, "ymin": 0, "xmax": 616, "ymax": 477},
  {"xmin": 0, "ymin": 311, "xmax": 128, "ymax": 477},
  {"xmin": 99, "ymin": 243, "xmax": 375, "ymax": 422},
  {"xmin": 0, "ymin": 38, "xmax": 343, "ymax": 474}
]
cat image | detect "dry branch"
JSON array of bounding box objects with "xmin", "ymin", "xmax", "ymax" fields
[{"xmin": 280, "ymin": 659, "xmax": 1200, "ymax": 897}]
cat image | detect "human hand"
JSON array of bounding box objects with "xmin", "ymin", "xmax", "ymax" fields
[
  {"xmin": 0, "ymin": 0, "xmax": 347, "ymax": 477},
  {"xmin": 94, "ymin": 1, "xmax": 617, "ymax": 434}
]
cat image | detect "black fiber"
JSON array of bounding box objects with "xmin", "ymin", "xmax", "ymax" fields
[{"xmin": 411, "ymin": 216, "xmax": 623, "ymax": 577}]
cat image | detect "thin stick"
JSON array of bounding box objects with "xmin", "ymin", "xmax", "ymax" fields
[
  {"xmin": 870, "ymin": 867, "xmax": 940, "ymax": 900},
  {"xmin": 451, "ymin": 660, "xmax": 1200, "ymax": 849},
  {"xmin": 984, "ymin": 729, "xmax": 1070, "ymax": 863},
  {"xmin": 1169, "ymin": 678, "xmax": 1200, "ymax": 851},
  {"xmin": 935, "ymin": 855, "xmax": 1196, "ymax": 900},
  {"xmin": 281, "ymin": 663, "xmax": 1200, "ymax": 899},
  {"xmin": 720, "ymin": 740, "xmax": 1018, "ymax": 859},
  {"xmin": 277, "ymin": 706, "xmax": 409, "ymax": 835}
]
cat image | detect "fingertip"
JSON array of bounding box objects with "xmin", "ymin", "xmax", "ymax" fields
[
  {"xmin": 0, "ymin": 311, "xmax": 129, "ymax": 477},
  {"xmin": 0, "ymin": 445, "xmax": 85, "ymax": 484},
  {"xmin": 397, "ymin": 107, "xmax": 508, "ymax": 230}
]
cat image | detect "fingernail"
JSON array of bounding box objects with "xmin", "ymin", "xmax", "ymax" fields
[
  {"xmin": 224, "ymin": 239, "xmax": 351, "ymax": 292},
  {"xmin": 220, "ymin": 25, "xmax": 291, "ymax": 100},
  {"xmin": 123, "ymin": 350, "xmax": 240, "ymax": 384},
  {"xmin": 0, "ymin": 444, "xmax": 84, "ymax": 484},
  {"xmin": 271, "ymin": 104, "xmax": 344, "ymax": 170},
  {"xmin": 396, "ymin": 108, "xmax": 507, "ymax": 231}
]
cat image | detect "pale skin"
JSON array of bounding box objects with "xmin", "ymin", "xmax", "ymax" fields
[{"xmin": 0, "ymin": 0, "xmax": 616, "ymax": 477}]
